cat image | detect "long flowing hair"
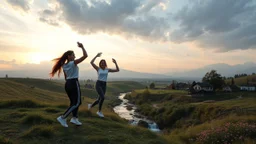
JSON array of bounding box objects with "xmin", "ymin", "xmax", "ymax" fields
[{"xmin": 50, "ymin": 50, "xmax": 74, "ymax": 77}]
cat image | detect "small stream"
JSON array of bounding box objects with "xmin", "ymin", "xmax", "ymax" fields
[{"xmin": 113, "ymin": 93, "xmax": 160, "ymax": 132}]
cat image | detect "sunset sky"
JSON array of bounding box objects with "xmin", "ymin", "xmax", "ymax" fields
[{"xmin": 1, "ymin": 0, "xmax": 256, "ymax": 74}]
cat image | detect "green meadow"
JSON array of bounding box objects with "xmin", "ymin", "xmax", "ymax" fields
[
  {"xmin": 125, "ymin": 89, "xmax": 256, "ymax": 143},
  {"xmin": 1, "ymin": 78, "xmax": 256, "ymax": 144},
  {"xmin": 0, "ymin": 78, "xmax": 168, "ymax": 144}
]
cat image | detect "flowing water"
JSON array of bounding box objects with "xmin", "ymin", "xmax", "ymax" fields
[{"xmin": 113, "ymin": 93, "xmax": 160, "ymax": 132}]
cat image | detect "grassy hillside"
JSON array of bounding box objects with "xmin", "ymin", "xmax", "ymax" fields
[
  {"xmin": 4, "ymin": 78, "xmax": 145, "ymax": 97},
  {"xmin": 125, "ymin": 89, "xmax": 256, "ymax": 143},
  {"xmin": 0, "ymin": 78, "xmax": 167, "ymax": 144},
  {"xmin": 225, "ymin": 74, "xmax": 256, "ymax": 85},
  {"xmin": 0, "ymin": 79, "xmax": 67, "ymax": 104}
]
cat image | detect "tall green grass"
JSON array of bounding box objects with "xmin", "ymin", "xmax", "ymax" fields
[
  {"xmin": 0, "ymin": 136, "xmax": 12, "ymax": 144},
  {"xmin": 127, "ymin": 88, "xmax": 256, "ymax": 143},
  {"xmin": 21, "ymin": 114, "xmax": 54, "ymax": 125},
  {"xmin": 0, "ymin": 78, "xmax": 167, "ymax": 144},
  {"xmin": 0, "ymin": 100, "xmax": 45, "ymax": 108},
  {"xmin": 3, "ymin": 78, "xmax": 255, "ymax": 143},
  {"xmin": 21, "ymin": 125, "xmax": 55, "ymax": 138}
]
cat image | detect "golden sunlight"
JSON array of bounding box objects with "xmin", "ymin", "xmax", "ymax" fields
[
  {"xmin": 29, "ymin": 52, "xmax": 52, "ymax": 64},
  {"xmin": 159, "ymin": 2, "xmax": 167, "ymax": 10}
]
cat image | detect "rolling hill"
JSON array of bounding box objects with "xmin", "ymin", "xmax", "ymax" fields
[
  {"xmin": 225, "ymin": 74, "xmax": 256, "ymax": 86},
  {"xmin": 0, "ymin": 78, "xmax": 167, "ymax": 144}
]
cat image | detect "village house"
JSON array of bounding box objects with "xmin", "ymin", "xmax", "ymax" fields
[
  {"xmin": 240, "ymin": 85, "xmax": 256, "ymax": 91},
  {"xmin": 192, "ymin": 82, "xmax": 214, "ymax": 92},
  {"xmin": 189, "ymin": 82, "xmax": 214, "ymax": 96},
  {"xmin": 189, "ymin": 82, "xmax": 214, "ymax": 97},
  {"xmin": 188, "ymin": 82, "xmax": 214, "ymax": 96},
  {"xmin": 222, "ymin": 85, "xmax": 240, "ymax": 92},
  {"xmin": 223, "ymin": 85, "xmax": 232, "ymax": 92}
]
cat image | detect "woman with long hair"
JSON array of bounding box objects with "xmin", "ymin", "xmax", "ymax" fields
[
  {"xmin": 88, "ymin": 52, "xmax": 119, "ymax": 117},
  {"xmin": 50, "ymin": 42, "xmax": 88, "ymax": 127}
]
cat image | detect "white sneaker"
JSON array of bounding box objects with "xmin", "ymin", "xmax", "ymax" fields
[
  {"xmin": 70, "ymin": 117, "xmax": 82, "ymax": 126},
  {"xmin": 57, "ymin": 116, "xmax": 68, "ymax": 127},
  {"xmin": 88, "ymin": 104, "xmax": 92, "ymax": 110},
  {"xmin": 96, "ymin": 111, "xmax": 104, "ymax": 118}
]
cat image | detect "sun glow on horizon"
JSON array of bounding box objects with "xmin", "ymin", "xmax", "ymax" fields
[
  {"xmin": 1, "ymin": 0, "xmax": 256, "ymax": 74},
  {"xmin": 29, "ymin": 52, "xmax": 53, "ymax": 64}
]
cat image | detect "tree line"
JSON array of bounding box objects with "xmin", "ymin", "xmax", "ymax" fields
[{"xmin": 147, "ymin": 70, "xmax": 255, "ymax": 91}]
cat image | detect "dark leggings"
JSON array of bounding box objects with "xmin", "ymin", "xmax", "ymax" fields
[
  {"xmin": 91, "ymin": 80, "xmax": 106, "ymax": 111},
  {"xmin": 62, "ymin": 78, "xmax": 81, "ymax": 118}
]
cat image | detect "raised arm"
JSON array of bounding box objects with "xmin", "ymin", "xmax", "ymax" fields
[
  {"xmin": 90, "ymin": 52, "xmax": 102, "ymax": 71},
  {"xmin": 109, "ymin": 58, "xmax": 120, "ymax": 72},
  {"xmin": 74, "ymin": 42, "xmax": 88, "ymax": 65}
]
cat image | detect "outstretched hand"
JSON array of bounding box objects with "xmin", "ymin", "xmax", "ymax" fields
[
  {"xmin": 77, "ymin": 42, "xmax": 84, "ymax": 48},
  {"xmin": 96, "ymin": 52, "xmax": 102, "ymax": 57},
  {"xmin": 112, "ymin": 58, "xmax": 117, "ymax": 64}
]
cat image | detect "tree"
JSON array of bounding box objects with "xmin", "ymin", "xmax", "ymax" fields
[
  {"xmin": 191, "ymin": 81, "xmax": 196, "ymax": 87},
  {"xmin": 149, "ymin": 83, "xmax": 155, "ymax": 89},
  {"xmin": 171, "ymin": 80, "xmax": 176, "ymax": 89},
  {"xmin": 202, "ymin": 70, "xmax": 225, "ymax": 91},
  {"xmin": 231, "ymin": 78, "xmax": 235, "ymax": 85},
  {"xmin": 189, "ymin": 81, "xmax": 197, "ymax": 93}
]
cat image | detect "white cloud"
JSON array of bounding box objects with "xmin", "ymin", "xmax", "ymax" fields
[
  {"xmin": 6, "ymin": 0, "xmax": 32, "ymax": 12},
  {"xmin": 36, "ymin": 0, "xmax": 170, "ymax": 41},
  {"xmin": 34, "ymin": 0, "xmax": 256, "ymax": 52},
  {"xmin": 170, "ymin": 0, "xmax": 256, "ymax": 51}
]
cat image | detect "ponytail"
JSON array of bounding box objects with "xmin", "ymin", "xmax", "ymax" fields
[{"xmin": 50, "ymin": 50, "xmax": 73, "ymax": 77}]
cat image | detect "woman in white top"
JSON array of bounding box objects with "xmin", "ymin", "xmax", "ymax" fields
[
  {"xmin": 50, "ymin": 42, "xmax": 88, "ymax": 127},
  {"xmin": 88, "ymin": 52, "xmax": 119, "ymax": 117}
]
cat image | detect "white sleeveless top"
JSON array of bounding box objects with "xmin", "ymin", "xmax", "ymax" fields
[
  {"xmin": 98, "ymin": 68, "xmax": 108, "ymax": 82},
  {"xmin": 62, "ymin": 61, "xmax": 79, "ymax": 79}
]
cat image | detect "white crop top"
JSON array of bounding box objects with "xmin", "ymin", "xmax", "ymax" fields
[
  {"xmin": 62, "ymin": 61, "xmax": 79, "ymax": 79},
  {"xmin": 98, "ymin": 68, "xmax": 108, "ymax": 82}
]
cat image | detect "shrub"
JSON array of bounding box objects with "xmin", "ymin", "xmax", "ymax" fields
[
  {"xmin": 86, "ymin": 136, "xmax": 109, "ymax": 144},
  {"xmin": 196, "ymin": 122, "xmax": 256, "ymax": 143},
  {"xmin": 0, "ymin": 136, "xmax": 12, "ymax": 144},
  {"xmin": 0, "ymin": 100, "xmax": 44, "ymax": 108},
  {"xmin": 21, "ymin": 114, "xmax": 54, "ymax": 125},
  {"xmin": 44, "ymin": 108, "xmax": 60, "ymax": 113},
  {"xmin": 22, "ymin": 125, "xmax": 54, "ymax": 138},
  {"xmin": 8, "ymin": 112, "xmax": 27, "ymax": 119}
]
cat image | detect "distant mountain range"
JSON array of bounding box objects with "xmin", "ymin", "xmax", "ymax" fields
[
  {"xmin": 1, "ymin": 62, "xmax": 255, "ymax": 81},
  {"xmin": 166, "ymin": 62, "xmax": 256, "ymax": 78},
  {"xmin": 0, "ymin": 69, "xmax": 172, "ymax": 81}
]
